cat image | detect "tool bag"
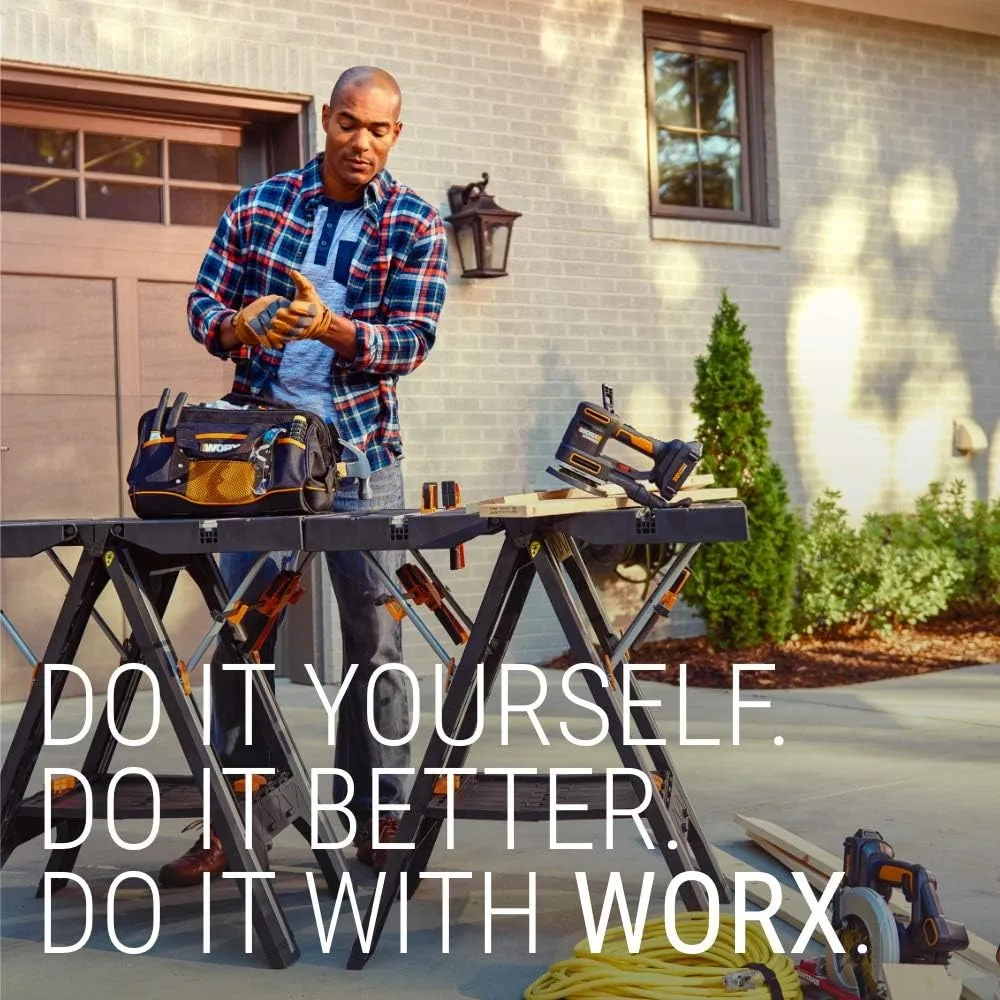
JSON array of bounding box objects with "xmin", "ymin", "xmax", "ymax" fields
[{"xmin": 126, "ymin": 389, "xmax": 340, "ymax": 519}]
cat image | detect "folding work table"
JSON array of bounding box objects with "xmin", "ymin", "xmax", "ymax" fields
[{"xmin": 0, "ymin": 498, "xmax": 748, "ymax": 970}]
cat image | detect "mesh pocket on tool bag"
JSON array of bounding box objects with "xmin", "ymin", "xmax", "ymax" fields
[{"xmin": 185, "ymin": 459, "xmax": 256, "ymax": 504}]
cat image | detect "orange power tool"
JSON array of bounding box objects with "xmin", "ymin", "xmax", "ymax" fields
[{"xmin": 548, "ymin": 400, "xmax": 702, "ymax": 508}]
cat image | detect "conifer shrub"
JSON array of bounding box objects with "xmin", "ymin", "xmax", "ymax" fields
[{"xmin": 683, "ymin": 290, "xmax": 801, "ymax": 649}]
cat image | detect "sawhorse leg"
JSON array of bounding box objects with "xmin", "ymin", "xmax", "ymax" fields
[
  {"xmin": 558, "ymin": 535, "xmax": 726, "ymax": 895},
  {"xmin": 103, "ymin": 538, "xmax": 300, "ymax": 969},
  {"xmin": 40, "ymin": 562, "xmax": 180, "ymax": 893},
  {"xmin": 1, "ymin": 550, "xmax": 108, "ymax": 865},
  {"xmin": 184, "ymin": 551, "xmax": 346, "ymax": 892},
  {"xmin": 347, "ymin": 536, "xmax": 536, "ymax": 970},
  {"xmin": 531, "ymin": 532, "xmax": 728, "ymax": 908}
]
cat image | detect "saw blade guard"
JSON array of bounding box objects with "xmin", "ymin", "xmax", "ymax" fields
[{"xmin": 826, "ymin": 886, "xmax": 900, "ymax": 997}]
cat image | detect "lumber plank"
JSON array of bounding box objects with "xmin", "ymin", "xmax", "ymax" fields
[
  {"xmin": 474, "ymin": 486, "xmax": 737, "ymax": 518},
  {"xmin": 711, "ymin": 846, "xmax": 992, "ymax": 1000},
  {"xmin": 466, "ymin": 473, "xmax": 716, "ymax": 513},
  {"xmin": 743, "ymin": 834, "xmax": 832, "ymax": 893},
  {"xmin": 735, "ymin": 815, "xmax": 1000, "ymax": 980},
  {"xmin": 736, "ymin": 814, "xmax": 840, "ymax": 873},
  {"xmin": 882, "ymin": 964, "xmax": 961, "ymax": 1000}
]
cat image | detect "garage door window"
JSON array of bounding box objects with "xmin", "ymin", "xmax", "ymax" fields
[{"xmin": 1, "ymin": 115, "xmax": 244, "ymax": 226}]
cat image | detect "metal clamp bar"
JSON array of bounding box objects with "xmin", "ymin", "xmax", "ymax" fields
[
  {"xmin": 184, "ymin": 550, "xmax": 280, "ymax": 673},
  {"xmin": 362, "ymin": 552, "xmax": 453, "ymax": 665},
  {"xmin": 608, "ymin": 542, "xmax": 700, "ymax": 667},
  {"xmin": 409, "ymin": 549, "xmax": 475, "ymax": 631},
  {"xmin": 0, "ymin": 609, "xmax": 40, "ymax": 667},
  {"xmin": 46, "ymin": 550, "xmax": 129, "ymax": 659}
]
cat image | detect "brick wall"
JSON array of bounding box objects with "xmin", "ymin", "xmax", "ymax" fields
[{"xmin": 3, "ymin": 0, "xmax": 998, "ymax": 667}]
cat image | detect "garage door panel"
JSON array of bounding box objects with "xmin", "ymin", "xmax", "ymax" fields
[
  {"xmin": 3, "ymin": 231, "xmax": 235, "ymax": 707},
  {"xmin": 138, "ymin": 280, "xmax": 235, "ymax": 400},
  {"xmin": 0, "ymin": 394, "xmax": 120, "ymax": 520},
  {"xmin": 0, "ymin": 275, "xmax": 116, "ymax": 395}
]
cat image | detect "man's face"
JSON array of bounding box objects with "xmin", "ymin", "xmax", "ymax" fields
[{"xmin": 321, "ymin": 82, "xmax": 402, "ymax": 194}]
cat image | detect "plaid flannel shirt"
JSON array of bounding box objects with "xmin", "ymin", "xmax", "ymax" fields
[{"xmin": 187, "ymin": 153, "xmax": 449, "ymax": 472}]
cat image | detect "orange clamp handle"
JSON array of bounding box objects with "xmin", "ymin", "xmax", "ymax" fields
[
  {"xmin": 50, "ymin": 775, "xmax": 79, "ymax": 796},
  {"xmin": 433, "ymin": 774, "xmax": 461, "ymax": 797},
  {"xmin": 233, "ymin": 774, "xmax": 268, "ymax": 795},
  {"xmin": 421, "ymin": 482, "xmax": 438, "ymax": 513}
]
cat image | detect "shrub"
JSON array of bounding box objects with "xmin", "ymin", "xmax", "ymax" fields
[
  {"xmin": 683, "ymin": 290, "xmax": 801, "ymax": 649},
  {"xmin": 898, "ymin": 480, "xmax": 1000, "ymax": 612},
  {"xmin": 791, "ymin": 481, "xmax": 997, "ymax": 636}
]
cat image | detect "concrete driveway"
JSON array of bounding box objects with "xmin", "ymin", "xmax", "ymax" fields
[{"xmin": 2, "ymin": 663, "xmax": 998, "ymax": 1000}]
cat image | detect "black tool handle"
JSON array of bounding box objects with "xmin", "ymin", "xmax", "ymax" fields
[
  {"xmin": 151, "ymin": 388, "xmax": 170, "ymax": 437},
  {"xmin": 164, "ymin": 392, "xmax": 188, "ymax": 433},
  {"xmin": 607, "ymin": 467, "xmax": 667, "ymax": 509}
]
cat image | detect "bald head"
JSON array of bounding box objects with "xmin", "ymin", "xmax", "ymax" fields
[
  {"xmin": 330, "ymin": 66, "xmax": 402, "ymax": 118},
  {"xmin": 320, "ymin": 66, "xmax": 405, "ymax": 201}
]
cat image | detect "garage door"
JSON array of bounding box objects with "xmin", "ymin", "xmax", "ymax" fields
[{"xmin": 0, "ymin": 90, "xmax": 302, "ymax": 702}]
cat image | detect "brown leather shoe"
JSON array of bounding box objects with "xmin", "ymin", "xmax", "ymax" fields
[
  {"xmin": 356, "ymin": 818, "xmax": 399, "ymax": 870},
  {"xmin": 158, "ymin": 829, "xmax": 227, "ymax": 887}
]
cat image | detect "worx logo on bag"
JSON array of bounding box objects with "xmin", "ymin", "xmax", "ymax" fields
[{"xmin": 199, "ymin": 441, "xmax": 243, "ymax": 454}]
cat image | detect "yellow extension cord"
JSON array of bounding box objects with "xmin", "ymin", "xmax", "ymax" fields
[{"xmin": 523, "ymin": 912, "xmax": 803, "ymax": 1000}]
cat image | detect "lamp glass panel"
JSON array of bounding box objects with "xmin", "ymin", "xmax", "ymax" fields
[
  {"xmin": 456, "ymin": 222, "xmax": 478, "ymax": 274},
  {"xmin": 484, "ymin": 222, "xmax": 510, "ymax": 272}
]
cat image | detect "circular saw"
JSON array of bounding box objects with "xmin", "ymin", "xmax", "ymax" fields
[
  {"xmin": 797, "ymin": 829, "xmax": 970, "ymax": 1000},
  {"xmin": 824, "ymin": 886, "xmax": 900, "ymax": 998}
]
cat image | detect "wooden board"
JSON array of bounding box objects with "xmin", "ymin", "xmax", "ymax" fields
[
  {"xmin": 478, "ymin": 472, "xmax": 716, "ymax": 503},
  {"xmin": 467, "ymin": 473, "xmax": 715, "ymax": 513},
  {"xmin": 883, "ymin": 963, "xmax": 962, "ymax": 1000},
  {"xmin": 474, "ymin": 486, "xmax": 737, "ymax": 518},
  {"xmin": 711, "ymin": 845, "xmax": 993, "ymax": 1000},
  {"xmin": 744, "ymin": 835, "xmax": 832, "ymax": 894},
  {"xmin": 735, "ymin": 814, "xmax": 1000, "ymax": 980},
  {"xmin": 736, "ymin": 814, "xmax": 841, "ymax": 874}
]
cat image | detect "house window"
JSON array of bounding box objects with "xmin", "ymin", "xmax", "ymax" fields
[
  {"xmin": 0, "ymin": 113, "xmax": 243, "ymax": 225},
  {"xmin": 0, "ymin": 61, "xmax": 309, "ymax": 226},
  {"xmin": 643, "ymin": 12, "xmax": 769, "ymax": 225}
]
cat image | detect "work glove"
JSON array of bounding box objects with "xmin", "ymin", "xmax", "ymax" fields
[
  {"xmin": 232, "ymin": 295, "xmax": 291, "ymax": 349},
  {"xmin": 265, "ymin": 270, "xmax": 334, "ymax": 342}
]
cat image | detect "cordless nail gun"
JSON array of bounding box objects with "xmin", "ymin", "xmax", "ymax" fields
[{"xmin": 547, "ymin": 400, "xmax": 703, "ymax": 509}]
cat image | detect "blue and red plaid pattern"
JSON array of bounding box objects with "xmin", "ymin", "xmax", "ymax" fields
[{"xmin": 187, "ymin": 154, "xmax": 449, "ymax": 471}]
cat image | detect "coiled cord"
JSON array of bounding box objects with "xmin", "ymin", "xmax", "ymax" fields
[{"xmin": 523, "ymin": 912, "xmax": 802, "ymax": 999}]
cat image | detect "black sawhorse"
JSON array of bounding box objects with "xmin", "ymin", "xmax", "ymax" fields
[
  {"xmin": 0, "ymin": 516, "xmax": 344, "ymax": 969},
  {"xmin": 0, "ymin": 507, "xmax": 499, "ymax": 967},
  {"xmin": 341, "ymin": 500, "xmax": 750, "ymax": 969}
]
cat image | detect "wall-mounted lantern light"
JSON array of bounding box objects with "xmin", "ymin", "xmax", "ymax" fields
[{"xmin": 446, "ymin": 172, "xmax": 521, "ymax": 278}]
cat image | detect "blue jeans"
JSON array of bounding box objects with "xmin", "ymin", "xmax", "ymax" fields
[{"xmin": 211, "ymin": 461, "xmax": 409, "ymax": 820}]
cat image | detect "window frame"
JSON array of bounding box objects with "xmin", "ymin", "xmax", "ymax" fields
[
  {"xmin": 0, "ymin": 60, "xmax": 311, "ymax": 226},
  {"xmin": 643, "ymin": 12, "xmax": 769, "ymax": 226},
  {"xmin": 1, "ymin": 104, "xmax": 245, "ymax": 225}
]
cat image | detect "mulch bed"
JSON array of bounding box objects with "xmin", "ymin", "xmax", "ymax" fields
[{"xmin": 539, "ymin": 612, "xmax": 1000, "ymax": 689}]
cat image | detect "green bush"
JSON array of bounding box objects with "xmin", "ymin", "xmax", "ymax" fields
[
  {"xmin": 792, "ymin": 481, "xmax": 999, "ymax": 636},
  {"xmin": 684, "ymin": 290, "xmax": 801, "ymax": 649},
  {"xmin": 894, "ymin": 480, "xmax": 1000, "ymax": 612}
]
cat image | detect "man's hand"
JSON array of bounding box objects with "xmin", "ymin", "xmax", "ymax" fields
[
  {"xmin": 231, "ymin": 294, "xmax": 292, "ymax": 349},
  {"xmin": 267, "ymin": 270, "xmax": 334, "ymax": 342}
]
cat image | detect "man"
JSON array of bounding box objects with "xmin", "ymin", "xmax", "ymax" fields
[{"xmin": 158, "ymin": 66, "xmax": 448, "ymax": 886}]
